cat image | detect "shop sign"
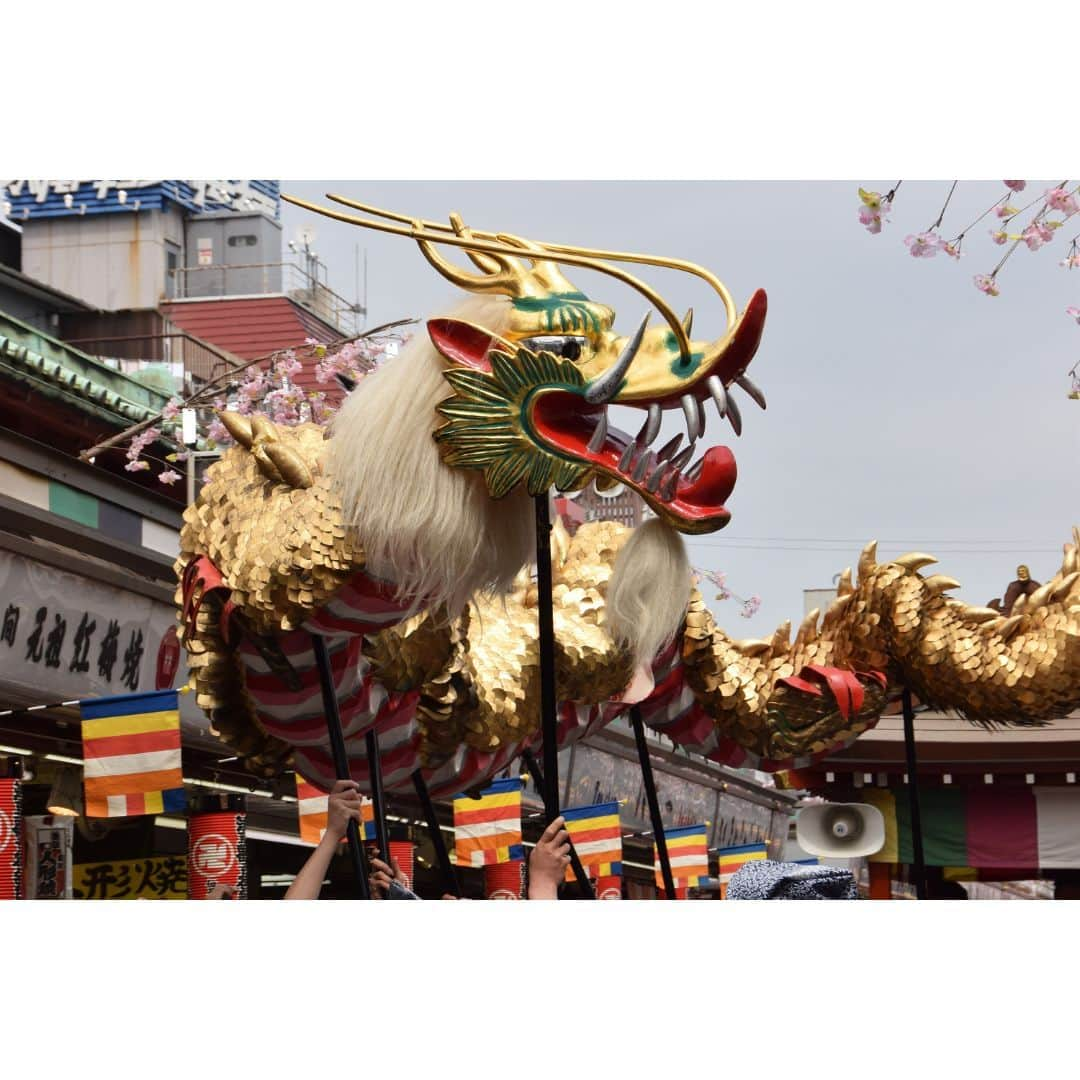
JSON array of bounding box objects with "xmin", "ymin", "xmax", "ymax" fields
[
  {"xmin": 73, "ymin": 856, "xmax": 187, "ymax": 900},
  {"xmin": 2, "ymin": 179, "xmax": 279, "ymax": 220},
  {"xmin": 24, "ymin": 815, "xmax": 73, "ymax": 899},
  {"xmin": 0, "ymin": 549, "xmax": 175, "ymax": 703}
]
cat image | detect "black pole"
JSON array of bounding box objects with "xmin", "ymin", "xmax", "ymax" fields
[
  {"xmin": 901, "ymin": 686, "xmax": 928, "ymax": 900},
  {"xmin": 534, "ymin": 495, "xmax": 560, "ymax": 824},
  {"xmin": 311, "ymin": 633, "xmax": 370, "ymax": 899},
  {"xmin": 365, "ymin": 728, "xmax": 390, "ymax": 865},
  {"xmin": 630, "ymin": 705, "xmax": 677, "ymax": 898},
  {"xmin": 411, "ymin": 769, "xmax": 460, "ymax": 897},
  {"xmin": 521, "ymin": 748, "xmax": 594, "ymax": 899}
]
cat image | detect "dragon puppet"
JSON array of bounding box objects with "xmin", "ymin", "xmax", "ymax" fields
[{"xmin": 176, "ymin": 193, "xmax": 1080, "ymax": 799}]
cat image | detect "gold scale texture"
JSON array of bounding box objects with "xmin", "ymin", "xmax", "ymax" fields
[{"xmin": 177, "ymin": 422, "xmax": 1080, "ymax": 776}]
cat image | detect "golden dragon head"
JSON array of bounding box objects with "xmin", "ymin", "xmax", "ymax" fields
[{"xmin": 281, "ymin": 192, "xmax": 768, "ymax": 535}]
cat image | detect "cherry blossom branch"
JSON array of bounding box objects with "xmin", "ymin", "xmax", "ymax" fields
[
  {"xmin": 929, "ymin": 181, "xmax": 957, "ymax": 231},
  {"xmin": 78, "ymin": 318, "xmax": 416, "ymax": 463}
]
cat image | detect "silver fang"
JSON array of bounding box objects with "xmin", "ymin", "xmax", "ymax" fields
[
  {"xmin": 681, "ymin": 393, "xmax": 703, "ymax": 441},
  {"xmin": 726, "ymin": 393, "xmax": 743, "ymax": 436},
  {"xmin": 659, "ymin": 466, "xmax": 680, "ymax": 501},
  {"xmin": 618, "ymin": 441, "xmax": 636, "ymax": 472},
  {"xmin": 645, "ymin": 460, "xmax": 665, "ymax": 492},
  {"xmin": 587, "ymin": 411, "xmax": 608, "ymax": 454},
  {"xmin": 735, "ymin": 374, "xmax": 766, "ymax": 410},
  {"xmin": 631, "ymin": 450, "xmax": 654, "ymax": 484},
  {"xmin": 583, "ymin": 311, "xmax": 650, "ymax": 404},
  {"xmin": 707, "ymin": 374, "xmax": 728, "ymax": 418},
  {"xmin": 635, "ymin": 402, "xmax": 662, "ymax": 446},
  {"xmin": 654, "ymin": 433, "xmax": 683, "ymax": 463},
  {"xmin": 670, "ymin": 444, "xmax": 695, "ymax": 471}
]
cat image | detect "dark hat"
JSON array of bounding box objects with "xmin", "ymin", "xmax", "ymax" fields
[{"xmin": 727, "ymin": 860, "xmax": 858, "ymax": 899}]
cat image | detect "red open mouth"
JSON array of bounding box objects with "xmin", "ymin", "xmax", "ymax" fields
[
  {"xmin": 530, "ymin": 392, "xmax": 736, "ymax": 530},
  {"xmin": 528, "ymin": 288, "xmax": 767, "ymax": 533}
]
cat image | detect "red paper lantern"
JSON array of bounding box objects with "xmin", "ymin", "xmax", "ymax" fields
[
  {"xmin": 595, "ymin": 875, "xmax": 622, "ymax": 900},
  {"xmin": 188, "ymin": 810, "xmax": 247, "ymax": 899},
  {"xmin": 0, "ymin": 779, "xmax": 22, "ymax": 900},
  {"xmin": 388, "ymin": 839, "xmax": 414, "ymax": 890},
  {"xmin": 484, "ymin": 859, "xmax": 524, "ymax": 899}
]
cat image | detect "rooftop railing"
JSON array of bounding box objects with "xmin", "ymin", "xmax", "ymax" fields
[{"xmin": 167, "ymin": 260, "xmax": 363, "ymax": 336}]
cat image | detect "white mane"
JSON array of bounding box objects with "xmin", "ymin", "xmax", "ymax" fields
[{"xmin": 326, "ymin": 294, "xmax": 534, "ymax": 615}]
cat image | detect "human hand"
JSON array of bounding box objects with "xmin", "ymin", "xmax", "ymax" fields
[
  {"xmin": 368, "ymin": 854, "xmax": 404, "ymax": 898},
  {"xmin": 206, "ymin": 883, "xmax": 236, "ymax": 900},
  {"xmin": 325, "ymin": 779, "xmax": 363, "ymax": 842},
  {"xmin": 528, "ymin": 816, "xmax": 570, "ymax": 900}
]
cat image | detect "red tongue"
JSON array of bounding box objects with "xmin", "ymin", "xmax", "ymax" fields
[{"xmin": 677, "ymin": 446, "xmax": 736, "ymax": 508}]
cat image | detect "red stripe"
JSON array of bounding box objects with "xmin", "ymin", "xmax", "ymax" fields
[
  {"xmin": 966, "ymin": 786, "xmax": 1038, "ymax": 868},
  {"xmin": 82, "ymin": 728, "xmax": 180, "ymax": 759},
  {"xmin": 127, "ymin": 793, "xmax": 146, "ymax": 815},
  {"xmin": 453, "ymin": 804, "xmax": 521, "ymax": 826},
  {"xmin": 567, "ymin": 825, "xmax": 622, "ymax": 845},
  {"xmin": 242, "ymin": 637, "xmax": 359, "ymax": 695}
]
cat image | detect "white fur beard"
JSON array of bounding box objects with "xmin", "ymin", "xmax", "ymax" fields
[{"xmin": 606, "ymin": 518, "xmax": 692, "ymax": 667}]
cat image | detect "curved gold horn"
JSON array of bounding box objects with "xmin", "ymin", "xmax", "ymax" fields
[
  {"xmin": 321, "ymin": 192, "xmax": 737, "ymax": 335},
  {"xmin": 282, "ymin": 193, "xmax": 694, "ymax": 362}
]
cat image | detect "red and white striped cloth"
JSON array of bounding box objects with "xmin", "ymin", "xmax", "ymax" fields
[{"xmin": 230, "ymin": 568, "xmax": 863, "ymax": 796}]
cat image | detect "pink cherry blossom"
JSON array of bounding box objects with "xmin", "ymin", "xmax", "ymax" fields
[
  {"xmin": 740, "ymin": 595, "xmax": 762, "ymax": 619},
  {"xmin": 1046, "ymin": 187, "xmax": 1079, "ymax": 215},
  {"xmin": 1021, "ymin": 222, "xmax": 1054, "ymax": 251},
  {"xmin": 161, "ymin": 397, "xmax": 182, "ymax": 420},
  {"xmin": 1003, "ymin": 181, "xmax": 1027, "ymax": 192},
  {"xmin": 905, "ymin": 231, "xmax": 942, "ymax": 257},
  {"xmin": 974, "ymin": 274, "xmax": 1000, "ymax": 296},
  {"xmin": 989, "ymin": 229, "xmax": 1009, "ymax": 245},
  {"xmin": 942, "ymin": 241, "xmax": 962, "ymax": 260},
  {"xmin": 157, "ymin": 469, "xmax": 182, "ymax": 485},
  {"xmin": 858, "ymin": 206, "xmax": 883, "ymax": 234},
  {"xmin": 206, "ymin": 418, "xmax": 231, "ymax": 444},
  {"xmin": 1061, "ymin": 252, "xmax": 1080, "ymax": 269},
  {"xmin": 1066, "ymin": 306, "xmax": 1080, "ymax": 323},
  {"xmin": 995, "ymin": 203, "xmax": 1019, "ymax": 219},
  {"xmin": 124, "ymin": 459, "xmax": 151, "ymax": 472}
]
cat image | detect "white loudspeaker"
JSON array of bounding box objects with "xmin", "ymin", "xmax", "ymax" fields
[{"xmin": 796, "ymin": 802, "xmax": 886, "ymax": 858}]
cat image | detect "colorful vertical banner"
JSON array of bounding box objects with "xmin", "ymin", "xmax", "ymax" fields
[
  {"xmin": 24, "ymin": 815, "xmax": 74, "ymax": 899},
  {"xmin": 295, "ymin": 776, "xmax": 374, "ymax": 845},
  {"xmin": 453, "ymin": 777, "xmax": 524, "ymax": 867},
  {"xmin": 80, "ymin": 689, "xmax": 186, "ymax": 817},
  {"xmin": 718, "ymin": 843, "xmax": 768, "ymax": 898},
  {"xmin": 484, "ymin": 859, "xmax": 524, "ymax": 899},
  {"xmin": 561, "ymin": 801, "xmax": 622, "ymax": 882},
  {"xmin": 656, "ymin": 824, "xmax": 709, "ymax": 890},
  {"xmin": 860, "ymin": 785, "xmax": 1080, "ymax": 868},
  {"xmin": 188, "ymin": 810, "xmax": 247, "ymax": 899},
  {"xmin": 0, "ymin": 779, "xmax": 23, "ymax": 900}
]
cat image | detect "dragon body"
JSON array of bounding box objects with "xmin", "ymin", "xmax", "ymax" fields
[{"xmin": 176, "ymin": 195, "xmax": 1080, "ymax": 796}]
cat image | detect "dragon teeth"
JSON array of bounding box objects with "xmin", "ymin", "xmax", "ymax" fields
[
  {"xmin": 635, "ymin": 403, "xmax": 662, "ymax": 446},
  {"xmin": 670, "ymin": 444, "xmax": 695, "ymax": 471},
  {"xmin": 684, "ymin": 457, "xmax": 704, "ymax": 483},
  {"xmin": 735, "ymin": 374, "xmax": 766, "ymax": 410},
  {"xmin": 587, "ymin": 410, "xmax": 608, "ymax": 454},
  {"xmin": 618, "ymin": 441, "xmax": 636, "ymax": 473},
  {"xmin": 645, "ymin": 461, "xmax": 665, "ymax": 492},
  {"xmin": 726, "ymin": 393, "xmax": 743, "ymax": 436},
  {"xmin": 659, "ymin": 466, "xmax": 680, "ymax": 501},
  {"xmin": 707, "ymin": 375, "xmax": 728, "ymax": 419},
  {"xmin": 655, "ymin": 433, "xmax": 683, "ymax": 463},
  {"xmin": 681, "ymin": 393, "xmax": 704, "ymax": 441},
  {"xmin": 631, "ymin": 450, "xmax": 655, "ymax": 484}
]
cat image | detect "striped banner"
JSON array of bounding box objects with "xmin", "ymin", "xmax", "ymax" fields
[
  {"xmin": 0, "ymin": 779, "xmax": 23, "ymax": 900},
  {"xmin": 295, "ymin": 776, "xmax": 374, "ymax": 846},
  {"xmin": 861, "ymin": 785, "xmax": 1080, "ymax": 869},
  {"xmin": 453, "ymin": 777, "xmax": 524, "ymax": 868},
  {"xmin": 79, "ymin": 690, "xmax": 186, "ymax": 817},
  {"xmin": 656, "ymin": 824, "xmax": 709, "ymax": 889},
  {"xmin": 718, "ymin": 843, "xmax": 768, "ymax": 898},
  {"xmin": 561, "ymin": 801, "xmax": 622, "ymax": 882}
]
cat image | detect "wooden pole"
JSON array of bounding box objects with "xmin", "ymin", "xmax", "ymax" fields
[
  {"xmin": 901, "ymin": 686, "xmax": 928, "ymax": 900},
  {"xmin": 311, "ymin": 634, "xmax": 370, "ymax": 899},
  {"xmin": 630, "ymin": 705, "xmax": 677, "ymax": 898}
]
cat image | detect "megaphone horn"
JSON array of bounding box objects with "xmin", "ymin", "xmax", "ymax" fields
[{"xmin": 796, "ymin": 802, "xmax": 886, "ymax": 858}]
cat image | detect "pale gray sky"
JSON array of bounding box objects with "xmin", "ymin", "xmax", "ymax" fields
[{"xmin": 282, "ymin": 181, "xmax": 1079, "ymax": 640}]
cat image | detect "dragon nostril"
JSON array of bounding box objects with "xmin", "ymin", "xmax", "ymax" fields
[{"xmin": 563, "ymin": 339, "xmax": 582, "ymax": 362}]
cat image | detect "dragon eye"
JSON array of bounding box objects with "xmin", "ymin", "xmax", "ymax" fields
[{"xmin": 521, "ymin": 335, "xmax": 588, "ymax": 363}]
